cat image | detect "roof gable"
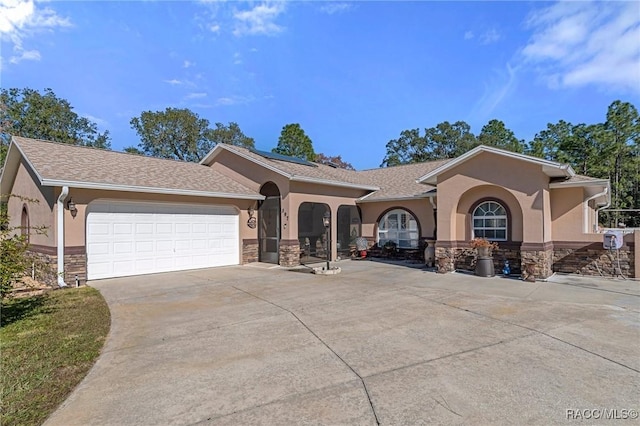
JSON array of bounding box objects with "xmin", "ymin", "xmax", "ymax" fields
[
  {"xmin": 1, "ymin": 136, "xmax": 262, "ymax": 200},
  {"xmin": 416, "ymin": 145, "xmax": 575, "ymax": 185}
]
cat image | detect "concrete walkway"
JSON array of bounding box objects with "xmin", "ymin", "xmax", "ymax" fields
[{"xmin": 46, "ymin": 261, "xmax": 640, "ymax": 425}]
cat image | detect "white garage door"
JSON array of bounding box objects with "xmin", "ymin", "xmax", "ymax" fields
[{"xmin": 86, "ymin": 201, "xmax": 239, "ymax": 280}]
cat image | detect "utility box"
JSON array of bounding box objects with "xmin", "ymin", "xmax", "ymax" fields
[{"xmin": 603, "ymin": 230, "xmax": 623, "ymax": 249}]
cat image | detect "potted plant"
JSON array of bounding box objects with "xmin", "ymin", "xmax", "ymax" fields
[
  {"xmin": 469, "ymin": 237, "xmax": 498, "ymax": 257},
  {"xmin": 470, "ymin": 238, "xmax": 498, "ymax": 277}
]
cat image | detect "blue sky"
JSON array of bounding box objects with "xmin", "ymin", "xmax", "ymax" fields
[{"xmin": 1, "ymin": 0, "xmax": 639, "ymax": 169}]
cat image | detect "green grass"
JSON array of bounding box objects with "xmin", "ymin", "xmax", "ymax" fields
[{"xmin": 1, "ymin": 287, "xmax": 110, "ymax": 426}]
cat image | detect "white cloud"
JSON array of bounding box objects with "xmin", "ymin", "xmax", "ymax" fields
[
  {"xmin": 0, "ymin": 0, "xmax": 71, "ymax": 64},
  {"xmin": 9, "ymin": 47, "xmax": 39, "ymax": 63},
  {"xmin": 469, "ymin": 63, "xmax": 518, "ymax": 122},
  {"xmin": 82, "ymin": 113, "xmax": 108, "ymax": 127},
  {"xmin": 163, "ymin": 79, "xmax": 184, "ymax": 85},
  {"xmin": 319, "ymin": 3, "xmax": 352, "ymax": 15},
  {"xmin": 233, "ymin": 52, "xmax": 242, "ymax": 65},
  {"xmin": 521, "ymin": 1, "xmax": 640, "ymax": 94},
  {"xmin": 215, "ymin": 95, "xmax": 254, "ymax": 106},
  {"xmin": 233, "ymin": 2, "xmax": 285, "ymax": 37},
  {"xmin": 183, "ymin": 60, "xmax": 194, "ymax": 68},
  {"xmin": 185, "ymin": 92, "xmax": 207, "ymax": 100},
  {"xmin": 480, "ymin": 28, "xmax": 500, "ymax": 45},
  {"xmin": 464, "ymin": 31, "xmax": 474, "ymax": 40},
  {"xmin": 209, "ymin": 23, "xmax": 220, "ymax": 33}
]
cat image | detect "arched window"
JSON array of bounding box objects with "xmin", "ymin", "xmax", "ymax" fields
[
  {"xmin": 21, "ymin": 204, "xmax": 29, "ymax": 242},
  {"xmin": 473, "ymin": 201, "xmax": 507, "ymax": 241},
  {"xmin": 378, "ymin": 209, "xmax": 419, "ymax": 248}
]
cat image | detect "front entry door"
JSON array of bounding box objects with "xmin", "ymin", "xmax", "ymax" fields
[{"xmin": 259, "ymin": 196, "xmax": 280, "ymax": 263}]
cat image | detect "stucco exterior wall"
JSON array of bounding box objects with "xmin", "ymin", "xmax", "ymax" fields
[
  {"xmin": 6, "ymin": 160, "xmax": 55, "ymax": 247},
  {"xmin": 209, "ymin": 150, "xmax": 291, "ymax": 194},
  {"xmin": 550, "ymin": 187, "xmax": 586, "ymax": 241},
  {"xmin": 436, "ymin": 152, "xmax": 550, "ymax": 244}
]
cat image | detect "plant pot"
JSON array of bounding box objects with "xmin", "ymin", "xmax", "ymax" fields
[
  {"xmin": 477, "ymin": 247, "xmax": 491, "ymax": 257},
  {"xmin": 475, "ymin": 257, "xmax": 495, "ymax": 277}
]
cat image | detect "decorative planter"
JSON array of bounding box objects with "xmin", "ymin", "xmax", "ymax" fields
[
  {"xmin": 477, "ymin": 246, "xmax": 491, "ymax": 258},
  {"xmin": 475, "ymin": 247, "xmax": 495, "ymax": 277}
]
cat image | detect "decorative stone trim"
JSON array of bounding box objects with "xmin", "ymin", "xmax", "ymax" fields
[
  {"xmin": 521, "ymin": 247, "xmax": 553, "ymax": 280},
  {"xmin": 242, "ymin": 239, "xmax": 259, "ymax": 264},
  {"xmin": 28, "ymin": 245, "xmax": 86, "ymax": 285},
  {"xmin": 279, "ymin": 239, "xmax": 300, "ymax": 267}
]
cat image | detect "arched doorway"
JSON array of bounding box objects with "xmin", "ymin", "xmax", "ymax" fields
[
  {"xmin": 298, "ymin": 202, "xmax": 330, "ymax": 264},
  {"xmin": 259, "ymin": 182, "xmax": 281, "ymax": 263},
  {"xmin": 337, "ymin": 205, "xmax": 361, "ymax": 258}
]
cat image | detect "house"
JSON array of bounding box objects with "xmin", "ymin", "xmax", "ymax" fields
[{"xmin": 1, "ymin": 136, "xmax": 637, "ymax": 285}]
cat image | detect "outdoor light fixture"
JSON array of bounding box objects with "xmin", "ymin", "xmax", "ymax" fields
[
  {"xmin": 67, "ymin": 198, "xmax": 78, "ymax": 218},
  {"xmin": 323, "ymin": 211, "xmax": 331, "ymax": 270},
  {"xmin": 247, "ymin": 204, "xmax": 257, "ymax": 229},
  {"xmin": 323, "ymin": 211, "xmax": 330, "ymax": 228}
]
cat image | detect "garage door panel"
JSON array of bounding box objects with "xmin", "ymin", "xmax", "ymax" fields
[
  {"xmin": 156, "ymin": 223, "xmax": 173, "ymax": 234},
  {"xmin": 113, "ymin": 242, "xmax": 133, "ymax": 255},
  {"xmin": 87, "ymin": 202, "xmax": 239, "ymax": 280}
]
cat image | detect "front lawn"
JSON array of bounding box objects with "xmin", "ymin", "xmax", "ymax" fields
[{"xmin": 1, "ymin": 287, "xmax": 110, "ymax": 426}]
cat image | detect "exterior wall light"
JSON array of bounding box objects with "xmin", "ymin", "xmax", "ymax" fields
[
  {"xmin": 323, "ymin": 211, "xmax": 331, "ymax": 270},
  {"xmin": 67, "ymin": 198, "xmax": 78, "ymax": 218}
]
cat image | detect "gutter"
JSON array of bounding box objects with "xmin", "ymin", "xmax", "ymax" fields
[
  {"xmin": 584, "ymin": 187, "xmax": 609, "ymax": 233},
  {"xmin": 57, "ymin": 186, "xmax": 69, "ymax": 287}
]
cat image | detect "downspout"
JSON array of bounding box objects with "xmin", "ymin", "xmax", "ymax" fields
[
  {"xmin": 584, "ymin": 187, "xmax": 608, "ymax": 233},
  {"xmin": 57, "ymin": 186, "xmax": 69, "ymax": 287}
]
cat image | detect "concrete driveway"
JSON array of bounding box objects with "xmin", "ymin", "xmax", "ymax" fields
[{"xmin": 46, "ymin": 261, "xmax": 640, "ymax": 425}]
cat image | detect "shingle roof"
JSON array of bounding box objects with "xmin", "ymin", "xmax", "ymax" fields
[
  {"xmin": 356, "ymin": 160, "xmax": 449, "ymax": 201},
  {"xmin": 216, "ymin": 144, "xmax": 449, "ymax": 201},
  {"xmin": 219, "ymin": 144, "xmax": 378, "ymax": 190},
  {"xmin": 12, "ymin": 136, "xmax": 261, "ymax": 199}
]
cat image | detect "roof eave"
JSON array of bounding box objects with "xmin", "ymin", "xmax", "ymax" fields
[
  {"xmin": 356, "ymin": 192, "xmax": 436, "ymax": 203},
  {"xmin": 40, "ymin": 179, "xmax": 265, "ymax": 200},
  {"xmin": 549, "ymin": 179, "xmax": 610, "ymax": 189},
  {"xmin": 291, "ymin": 175, "xmax": 379, "ymax": 191}
]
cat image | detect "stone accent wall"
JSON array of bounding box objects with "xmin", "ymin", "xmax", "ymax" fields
[
  {"xmin": 64, "ymin": 251, "xmax": 87, "ymax": 284},
  {"xmin": 436, "ymin": 243, "xmax": 521, "ymax": 275},
  {"xmin": 242, "ymin": 239, "xmax": 259, "ymax": 264},
  {"xmin": 521, "ymin": 247, "xmax": 554, "ymax": 280},
  {"xmin": 27, "ymin": 245, "xmax": 86, "ymax": 285},
  {"xmin": 279, "ymin": 239, "xmax": 300, "ymax": 267},
  {"xmin": 435, "ymin": 246, "xmax": 455, "ymax": 273},
  {"xmin": 434, "ymin": 239, "xmax": 636, "ymax": 279},
  {"xmin": 553, "ymin": 243, "xmax": 634, "ymax": 278}
]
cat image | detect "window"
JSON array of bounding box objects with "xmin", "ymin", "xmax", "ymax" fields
[
  {"xmin": 21, "ymin": 205, "xmax": 29, "ymax": 242},
  {"xmin": 472, "ymin": 201, "xmax": 507, "ymax": 241},
  {"xmin": 378, "ymin": 209, "xmax": 419, "ymax": 248}
]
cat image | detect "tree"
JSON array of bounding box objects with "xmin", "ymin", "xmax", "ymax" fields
[
  {"xmin": 130, "ymin": 108, "xmax": 213, "ymax": 162},
  {"xmin": 380, "ymin": 128, "xmax": 428, "ymax": 166},
  {"xmin": 0, "ymin": 88, "xmax": 111, "ymax": 164},
  {"xmin": 381, "ymin": 121, "xmax": 478, "ymax": 167},
  {"xmin": 123, "ymin": 146, "xmax": 144, "ymax": 155},
  {"xmin": 272, "ymin": 123, "xmax": 315, "ymax": 161},
  {"xmin": 478, "ymin": 119, "xmax": 525, "ymax": 153},
  {"xmin": 601, "ymin": 101, "xmax": 640, "ymax": 226},
  {"xmin": 315, "ymin": 153, "xmax": 355, "ymax": 170},
  {"xmin": 424, "ymin": 121, "xmax": 478, "ymax": 160},
  {"xmin": 526, "ymin": 120, "xmax": 574, "ymax": 161},
  {"xmin": 210, "ymin": 122, "xmax": 254, "ymax": 148}
]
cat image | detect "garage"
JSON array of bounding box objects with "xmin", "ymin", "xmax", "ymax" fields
[{"xmin": 86, "ymin": 201, "xmax": 239, "ymax": 280}]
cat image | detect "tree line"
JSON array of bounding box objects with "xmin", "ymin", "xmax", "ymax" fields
[{"xmin": 1, "ymin": 88, "xmax": 637, "ymax": 226}]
